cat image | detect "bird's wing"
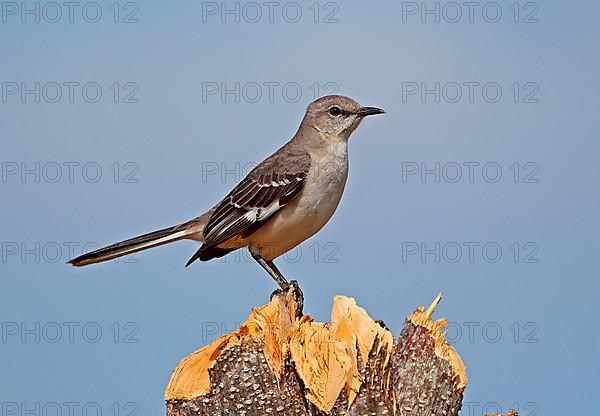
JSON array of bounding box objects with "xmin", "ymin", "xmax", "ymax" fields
[{"xmin": 200, "ymin": 145, "xmax": 311, "ymax": 253}]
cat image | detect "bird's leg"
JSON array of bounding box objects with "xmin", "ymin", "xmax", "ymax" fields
[
  {"xmin": 250, "ymin": 252, "xmax": 304, "ymax": 316},
  {"xmin": 251, "ymin": 252, "xmax": 289, "ymax": 290}
]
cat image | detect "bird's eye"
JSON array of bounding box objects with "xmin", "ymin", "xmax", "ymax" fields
[{"xmin": 328, "ymin": 106, "xmax": 342, "ymax": 117}]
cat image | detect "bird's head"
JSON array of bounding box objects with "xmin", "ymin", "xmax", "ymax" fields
[{"xmin": 302, "ymin": 95, "xmax": 385, "ymax": 141}]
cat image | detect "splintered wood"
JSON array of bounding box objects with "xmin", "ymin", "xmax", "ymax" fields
[{"xmin": 165, "ymin": 290, "xmax": 467, "ymax": 415}]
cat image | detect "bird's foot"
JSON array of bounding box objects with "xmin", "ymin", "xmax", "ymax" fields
[
  {"xmin": 269, "ymin": 280, "xmax": 304, "ymax": 317},
  {"xmin": 269, "ymin": 288, "xmax": 284, "ymax": 300}
]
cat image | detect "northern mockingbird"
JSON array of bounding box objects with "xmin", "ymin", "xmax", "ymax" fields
[{"xmin": 69, "ymin": 95, "xmax": 385, "ymax": 291}]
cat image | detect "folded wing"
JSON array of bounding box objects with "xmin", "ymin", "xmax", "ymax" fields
[{"xmin": 186, "ymin": 145, "xmax": 311, "ymax": 265}]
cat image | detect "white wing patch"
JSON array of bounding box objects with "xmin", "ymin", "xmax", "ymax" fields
[
  {"xmin": 257, "ymin": 200, "xmax": 281, "ymax": 220},
  {"xmin": 244, "ymin": 210, "xmax": 258, "ymax": 222}
]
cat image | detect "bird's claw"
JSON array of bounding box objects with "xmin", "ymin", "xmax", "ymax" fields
[
  {"xmin": 270, "ymin": 288, "xmax": 284, "ymax": 300},
  {"xmin": 269, "ymin": 280, "xmax": 304, "ymax": 317}
]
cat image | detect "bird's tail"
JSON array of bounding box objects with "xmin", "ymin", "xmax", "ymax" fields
[{"xmin": 68, "ymin": 213, "xmax": 211, "ymax": 267}]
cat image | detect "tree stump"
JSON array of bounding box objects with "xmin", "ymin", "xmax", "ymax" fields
[{"xmin": 164, "ymin": 286, "xmax": 508, "ymax": 416}]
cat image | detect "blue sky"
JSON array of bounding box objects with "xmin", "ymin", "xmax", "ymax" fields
[{"xmin": 1, "ymin": 1, "xmax": 599, "ymax": 414}]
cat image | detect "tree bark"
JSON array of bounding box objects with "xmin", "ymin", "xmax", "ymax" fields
[{"xmin": 164, "ymin": 285, "xmax": 505, "ymax": 416}]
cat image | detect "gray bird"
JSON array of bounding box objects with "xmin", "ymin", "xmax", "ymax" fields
[{"xmin": 69, "ymin": 95, "xmax": 385, "ymax": 290}]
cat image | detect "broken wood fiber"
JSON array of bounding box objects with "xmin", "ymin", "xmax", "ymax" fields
[{"xmin": 165, "ymin": 287, "xmax": 467, "ymax": 416}]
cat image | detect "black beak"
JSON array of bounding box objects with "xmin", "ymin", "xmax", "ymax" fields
[{"xmin": 356, "ymin": 106, "xmax": 386, "ymax": 117}]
